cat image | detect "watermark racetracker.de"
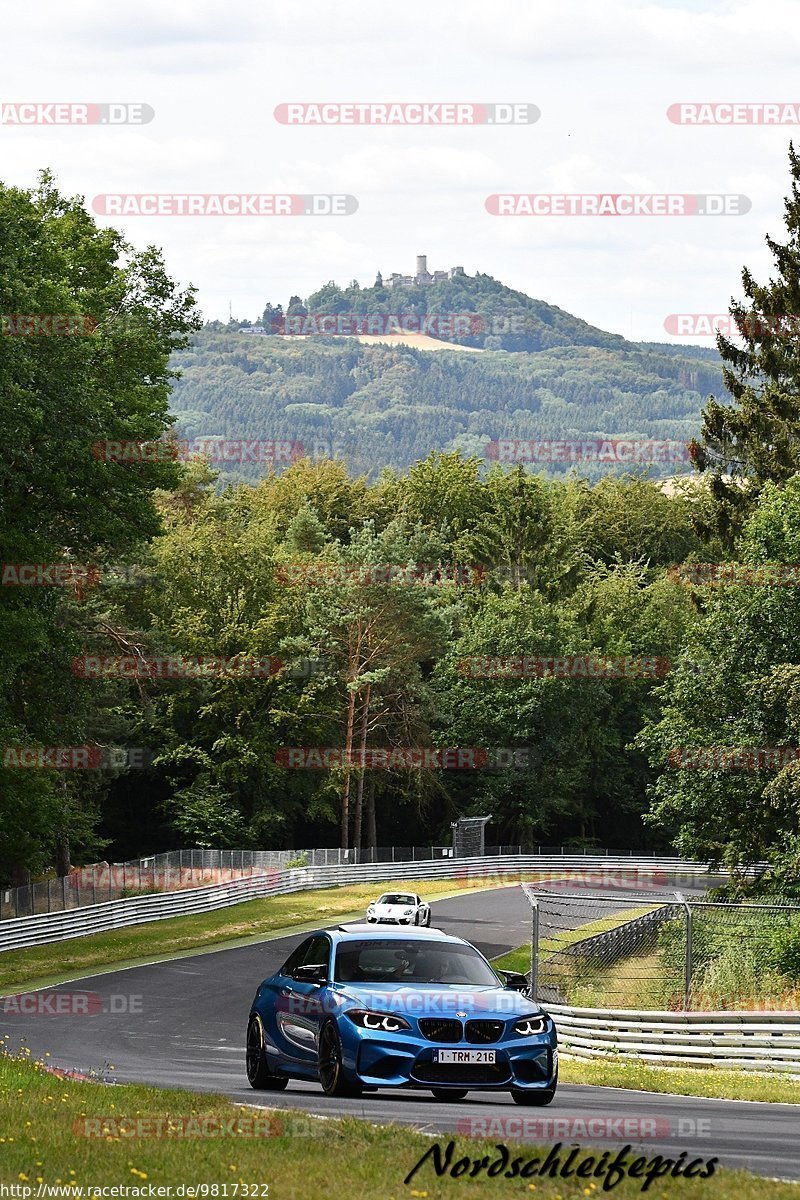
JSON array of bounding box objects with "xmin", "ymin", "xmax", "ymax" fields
[
  {"xmin": 275, "ymin": 746, "xmax": 534, "ymax": 769},
  {"xmin": 274, "ymin": 102, "xmax": 539, "ymax": 125},
  {"xmin": 667, "ymin": 102, "xmax": 800, "ymax": 125},
  {"xmin": 485, "ymin": 193, "xmax": 751, "ymax": 216},
  {"xmin": 456, "ymin": 1114, "xmax": 713, "ymax": 1141},
  {"xmin": 73, "ymin": 1114, "xmax": 302, "ymax": 1138},
  {"xmin": 663, "ymin": 314, "xmax": 800, "ymax": 338},
  {"xmin": 0, "ymin": 744, "xmax": 154, "ymax": 772},
  {"xmin": 2, "ymin": 746, "xmax": 155, "ymax": 769},
  {"xmin": 449, "ymin": 863, "xmax": 675, "ymax": 891},
  {"xmin": 2, "ymin": 314, "xmax": 97, "ymax": 335},
  {"xmin": 91, "ymin": 194, "xmax": 358, "ymax": 217},
  {"xmin": 485, "ymin": 438, "xmax": 690, "ymax": 464},
  {"xmin": 70, "ymin": 655, "xmax": 322, "ymax": 682},
  {"xmin": 92, "ymin": 439, "xmax": 304, "ymax": 464},
  {"xmin": 0, "ymin": 103, "xmax": 154, "ymax": 125},
  {"xmin": 71, "ymin": 656, "xmax": 283, "ymax": 681},
  {"xmin": 668, "ymin": 563, "xmax": 800, "ymax": 586},
  {"xmin": 667, "ymin": 746, "xmax": 800, "ymax": 771},
  {"xmin": 457, "ymin": 655, "xmax": 670, "ymax": 679},
  {"xmin": 1, "ymin": 991, "xmax": 142, "ymax": 1015},
  {"xmin": 1, "ymin": 563, "xmax": 101, "ymax": 587},
  {"xmin": 267, "ymin": 313, "xmax": 486, "ymax": 336},
  {"xmin": 274, "ymin": 562, "xmax": 487, "ymax": 587}
]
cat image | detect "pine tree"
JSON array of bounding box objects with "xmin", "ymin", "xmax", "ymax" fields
[{"xmin": 691, "ymin": 144, "xmax": 800, "ymax": 545}]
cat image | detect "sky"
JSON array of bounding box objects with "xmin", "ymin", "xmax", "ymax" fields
[{"xmin": 1, "ymin": 0, "xmax": 798, "ymax": 343}]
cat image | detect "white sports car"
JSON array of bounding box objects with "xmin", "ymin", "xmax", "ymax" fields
[{"xmin": 365, "ymin": 892, "xmax": 432, "ymax": 926}]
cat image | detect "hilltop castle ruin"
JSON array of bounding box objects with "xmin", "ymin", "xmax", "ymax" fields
[{"xmin": 376, "ymin": 255, "xmax": 465, "ymax": 289}]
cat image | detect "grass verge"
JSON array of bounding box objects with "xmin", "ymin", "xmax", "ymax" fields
[
  {"xmin": 493, "ymin": 906, "xmax": 655, "ymax": 976},
  {"xmin": 559, "ymin": 1056, "xmax": 800, "ymax": 1104},
  {"xmin": 493, "ymin": 935, "xmax": 800, "ymax": 1104},
  {"xmin": 0, "ymin": 877, "xmax": 512, "ymax": 994},
  {"xmin": 1, "ymin": 1055, "xmax": 796, "ymax": 1198}
]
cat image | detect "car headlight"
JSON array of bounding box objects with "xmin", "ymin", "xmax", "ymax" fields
[
  {"xmin": 367, "ymin": 905, "xmax": 375, "ymax": 913},
  {"xmin": 514, "ymin": 1014, "xmax": 548, "ymax": 1036},
  {"xmin": 345, "ymin": 1009, "xmax": 411, "ymax": 1032},
  {"xmin": 404, "ymin": 909, "xmax": 414, "ymax": 915}
]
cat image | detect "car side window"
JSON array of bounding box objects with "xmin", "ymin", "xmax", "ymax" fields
[
  {"xmin": 281, "ymin": 934, "xmax": 331, "ymax": 980},
  {"xmin": 302, "ymin": 934, "xmax": 331, "ymax": 976},
  {"xmin": 280, "ymin": 937, "xmax": 314, "ymax": 978}
]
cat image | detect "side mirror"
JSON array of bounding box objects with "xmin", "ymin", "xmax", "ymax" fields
[
  {"xmin": 291, "ymin": 963, "xmax": 327, "ymax": 985},
  {"xmin": 499, "ymin": 970, "xmax": 530, "ymax": 993}
]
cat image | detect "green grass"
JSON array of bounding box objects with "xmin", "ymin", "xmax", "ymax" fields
[
  {"xmin": 0, "ymin": 876, "xmax": 517, "ymax": 993},
  {"xmin": 493, "ymin": 930, "xmax": 800, "ymax": 1103},
  {"xmin": 559, "ymin": 1057, "xmax": 800, "ymax": 1104},
  {"xmin": 1, "ymin": 1055, "xmax": 797, "ymax": 1199},
  {"xmin": 493, "ymin": 906, "xmax": 655, "ymax": 976}
]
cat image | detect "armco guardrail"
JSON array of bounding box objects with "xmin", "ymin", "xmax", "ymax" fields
[
  {"xmin": 0, "ymin": 854, "xmax": 717, "ymax": 954},
  {"xmin": 549, "ymin": 1003, "xmax": 800, "ymax": 1072},
  {"xmin": 557, "ymin": 904, "xmax": 675, "ymax": 964}
]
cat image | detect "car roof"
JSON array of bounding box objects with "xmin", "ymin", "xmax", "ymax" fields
[{"xmin": 320, "ymin": 923, "xmax": 466, "ymax": 944}]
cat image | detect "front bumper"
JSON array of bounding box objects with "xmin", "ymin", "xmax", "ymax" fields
[{"xmin": 340, "ymin": 1025, "xmax": 557, "ymax": 1090}]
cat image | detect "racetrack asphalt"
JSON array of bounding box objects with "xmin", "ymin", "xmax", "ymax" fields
[{"xmin": 2, "ymin": 885, "xmax": 798, "ymax": 1181}]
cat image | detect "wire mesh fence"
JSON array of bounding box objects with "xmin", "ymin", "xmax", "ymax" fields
[
  {"xmin": 0, "ymin": 844, "xmax": 522, "ymax": 920},
  {"xmin": 523, "ymin": 888, "xmax": 800, "ymax": 1012}
]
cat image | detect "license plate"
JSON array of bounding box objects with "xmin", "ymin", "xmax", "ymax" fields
[{"xmin": 432, "ymin": 1049, "xmax": 496, "ymax": 1064}]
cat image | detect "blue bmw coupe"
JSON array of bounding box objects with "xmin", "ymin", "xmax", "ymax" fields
[{"xmin": 246, "ymin": 924, "xmax": 558, "ymax": 1105}]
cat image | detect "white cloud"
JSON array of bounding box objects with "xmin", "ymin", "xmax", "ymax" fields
[{"xmin": 0, "ymin": 0, "xmax": 795, "ymax": 340}]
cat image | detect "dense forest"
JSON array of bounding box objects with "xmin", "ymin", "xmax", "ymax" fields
[
  {"xmin": 4, "ymin": 152, "xmax": 800, "ymax": 893},
  {"xmin": 169, "ymin": 273, "xmax": 723, "ymax": 482}
]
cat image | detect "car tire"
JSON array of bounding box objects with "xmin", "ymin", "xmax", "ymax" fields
[
  {"xmin": 431, "ymin": 1088, "xmax": 468, "ymax": 1101},
  {"xmin": 424, "ymin": 910, "xmax": 431, "ymax": 927},
  {"xmin": 246, "ymin": 1015, "xmax": 288, "ymax": 1091},
  {"xmin": 318, "ymin": 1020, "xmax": 362, "ymax": 1097}
]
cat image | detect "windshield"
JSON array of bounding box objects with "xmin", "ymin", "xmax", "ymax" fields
[
  {"xmin": 377, "ymin": 894, "xmax": 415, "ymax": 906},
  {"xmin": 335, "ymin": 939, "xmax": 500, "ymax": 985}
]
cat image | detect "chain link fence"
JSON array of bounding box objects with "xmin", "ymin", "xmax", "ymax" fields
[
  {"xmin": 522, "ymin": 887, "xmax": 800, "ymax": 1011},
  {"xmin": 0, "ymin": 844, "xmax": 522, "ymax": 920}
]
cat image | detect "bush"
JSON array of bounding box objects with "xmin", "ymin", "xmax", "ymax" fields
[
  {"xmin": 768, "ymin": 916, "xmax": 800, "ymax": 981},
  {"xmin": 286, "ymin": 852, "xmax": 309, "ymax": 869}
]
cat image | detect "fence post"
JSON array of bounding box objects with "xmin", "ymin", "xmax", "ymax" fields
[
  {"xmin": 675, "ymin": 891, "xmax": 692, "ymax": 1010},
  {"xmin": 530, "ymin": 894, "xmax": 539, "ymax": 1002}
]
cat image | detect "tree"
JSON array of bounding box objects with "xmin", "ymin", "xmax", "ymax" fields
[
  {"xmin": 0, "ymin": 172, "xmax": 198, "ymax": 881},
  {"xmin": 398, "ymin": 452, "xmax": 488, "ymax": 541},
  {"xmin": 298, "ymin": 522, "xmax": 449, "ymax": 849},
  {"xmin": 638, "ymin": 476, "xmax": 800, "ymax": 875},
  {"xmin": 691, "ymin": 145, "xmax": 800, "ymax": 545}
]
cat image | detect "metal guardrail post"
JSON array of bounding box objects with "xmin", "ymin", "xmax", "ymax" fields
[{"xmin": 675, "ymin": 891, "xmax": 692, "ymax": 1010}]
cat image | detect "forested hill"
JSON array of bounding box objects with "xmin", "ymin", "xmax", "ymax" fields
[
  {"xmin": 273, "ymin": 271, "xmax": 630, "ymax": 353},
  {"xmin": 168, "ymin": 271, "xmax": 723, "ymax": 479}
]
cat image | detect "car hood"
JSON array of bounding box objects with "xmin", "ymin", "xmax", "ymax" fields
[
  {"xmin": 369, "ymin": 903, "xmax": 414, "ymax": 914},
  {"xmin": 329, "ymin": 982, "xmax": 543, "ymax": 1020}
]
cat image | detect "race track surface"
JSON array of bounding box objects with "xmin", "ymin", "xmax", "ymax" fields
[{"xmin": 3, "ymin": 886, "xmax": 797, "ymax": 1181}]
